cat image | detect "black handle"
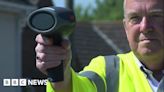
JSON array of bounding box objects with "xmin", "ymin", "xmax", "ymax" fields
[
  {"xmin": 44, "ymin": 33, "xmax": 64, "ymax": 82},
  {"xmin": 46, "ymin": 61, "xmax": 64, "ymax": 82}
]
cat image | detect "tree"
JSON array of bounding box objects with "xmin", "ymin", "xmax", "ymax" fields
[
  {"xmin": 93, "ymin": 0, "xmax": 124, "ymax": 21},
  {"xmin": 75, "ymin": 4, "xmax": 93, "ymax": 21},
  {"xmin": 75, "ymin": 0, "xmax": 124, "ymax": 21},
  {"xmin": 65, "ymin": 0, "xmax": 74, "ymax": 10}
]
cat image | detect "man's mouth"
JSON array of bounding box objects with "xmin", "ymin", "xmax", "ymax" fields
[{"xmin": 140, "ymin": 38, "xmax": 157, "ymax": 41}]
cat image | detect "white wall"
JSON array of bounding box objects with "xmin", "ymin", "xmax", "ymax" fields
[
  {"xmin": 0, "ymin": 10, "xmax": 22, "ymax": 92},
  {"xmin": 0, "ymin": 1, "xmax": 36, "ymax": 92}
]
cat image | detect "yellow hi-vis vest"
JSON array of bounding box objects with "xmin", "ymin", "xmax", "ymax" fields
[{"xmin": 47, "ymin": 51, "xmax": 164, "ymax": 92}]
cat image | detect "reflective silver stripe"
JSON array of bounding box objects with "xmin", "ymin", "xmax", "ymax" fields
[
  {"xmin": 157, "ymin": 77, "xmax": 164, "ymax": 92},
  {"xmin": 79, "ymin": 71, "xmax": 105, "ymax": 92},
  {"xmin": 105, "ymin": 55, "xmax": 119, "ymax": 92}
]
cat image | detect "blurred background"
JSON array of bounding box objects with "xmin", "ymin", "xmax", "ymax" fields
[{"xmin": 0, "ymin": 0, "xmax": 130, "ymax": 92}]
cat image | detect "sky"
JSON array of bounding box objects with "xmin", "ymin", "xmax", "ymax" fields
[{"xmin": 53, "ymin": 0, "xmax": 97, "ymax": 9}]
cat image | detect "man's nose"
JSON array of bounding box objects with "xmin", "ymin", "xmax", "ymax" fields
[{"xmin": 140, "ymin": 16, "xmax": 153, "ymax": 33}]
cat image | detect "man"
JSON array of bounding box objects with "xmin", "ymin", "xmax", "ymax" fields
[{"xmin": 35, "ymin": 0, "xmax": 164, "ymax": 92}]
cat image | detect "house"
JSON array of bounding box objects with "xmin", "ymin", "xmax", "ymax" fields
[
  {"xmin": 0, "ymin": 0, "xmax": 36, "ymax": 92},
  {"xmin": 0, "ymin": 0, "xmax": 53, "ymax": 92},
  {"xmin": 0, "ymin": 0, "xmax": 130, "ymax": 92},
  {"xmin": 71, "ymin": 21, "xmax": 130, "ymax": 71}
]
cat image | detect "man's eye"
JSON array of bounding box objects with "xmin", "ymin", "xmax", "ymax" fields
[
  {"xmin": 151, "ymin": 14, "xmax": 164, "ymax": 19},
  {"xmin": 129, "ymin": 16, "xmax": 141, "ymax": 24},
  {"xmin": 151, "ymin": 13, "xmax": 164, "ymax": 17}
]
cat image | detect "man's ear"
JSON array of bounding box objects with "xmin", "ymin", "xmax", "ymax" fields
[{"xmin": 123, "ymin": 19, "xmax": 128, "ymax": 34}]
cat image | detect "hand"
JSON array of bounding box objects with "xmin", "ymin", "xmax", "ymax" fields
[{"xmin": 35, "ymin": 34, "xmax": 72, "ymax": 75}]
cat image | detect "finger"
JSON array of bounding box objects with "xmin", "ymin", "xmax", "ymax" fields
[
  {"xmin": 36, "ymin": 52, "xmax": 45, "ymax": 61},
  {"xmin": 36, "ymin": 59, "xmax": 47, "ymax": 74},
  {"xmin": 36, "ymin": 53, "xmax": 66, "ymax": 61},
  {"xmin": 36, "ymin": 60, "xmax": 61, "ymax": 71},
  {"xmin": 43, "ymin": 61, "xmax": 62, "ymax": 69},
  {"xmin": 35, "ymin": 43, "xmax": 44, "ymax": 53},
  {"xmin": 61, "ymin": 39, "xmax": 71, "ymax": 50},
  {"xmin": 43, "ymin": 46, "xmax": 67, "ymax": 54},
  {"xmin": 35, "ymin": 34, "xmax": 53, "ymax": 45},
  {"xmin": 35, "ymin": 44, "xmax": 67, "ymax": 54}
]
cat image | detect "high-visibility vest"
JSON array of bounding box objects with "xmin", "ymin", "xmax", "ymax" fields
[{"xmin": 47, "ymin": 51, "xmax": 164, "ymax": 92}]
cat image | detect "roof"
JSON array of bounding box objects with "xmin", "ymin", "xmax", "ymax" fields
[
  {"xmin": 1, "ymin": 0, "xmax": 54, "ymax": 7},
  {"xmin": 71, "ymin": 22, "xmax": 130, "ymax": 71},
  {"xmin": 94, "ymin": 21, "xmax": 130, "ymax": 52},
  {"xmin": 3, "ymin": 0, "xmax": 30, "ymax": 5}
]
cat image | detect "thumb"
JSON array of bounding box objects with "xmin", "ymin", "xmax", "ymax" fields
[{"xmin": 61, "ymin": 39, "xmax": 71, "ymax": 50}]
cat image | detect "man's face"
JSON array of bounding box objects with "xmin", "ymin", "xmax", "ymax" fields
[{"xmin": 123, "ymin": 0, "xmax": 164, "ymax": 57}]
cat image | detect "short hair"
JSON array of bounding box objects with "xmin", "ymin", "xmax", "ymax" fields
[{"xmin": 123, "ymin": 0, "xmax": 126, "ymax": 18}]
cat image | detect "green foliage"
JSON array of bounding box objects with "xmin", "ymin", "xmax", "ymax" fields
[
  {"xmin": 75, "ymin": 0, "xmax": 124, "ymax": 21},
  {"xmin": 75, "ymin": 5, "xmax": 93, "ymax": 21}
]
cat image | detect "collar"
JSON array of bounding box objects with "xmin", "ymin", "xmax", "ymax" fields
[
  {"xmin": 133, "ymin": 54, "xmax": 164, "ymax": 92},
  {"xmin": 133, "ymin": 55, "xmax": 164, "ymax": 77}
]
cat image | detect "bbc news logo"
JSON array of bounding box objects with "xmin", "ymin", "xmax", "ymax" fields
[{"xmin": 3, "ymin": 79, "xmax": 47, "ymax": 86}]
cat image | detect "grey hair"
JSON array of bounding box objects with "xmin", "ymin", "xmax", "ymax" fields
[{"xmin": 123, "ymin": 0, "xmax": 127, "ymax": 18}]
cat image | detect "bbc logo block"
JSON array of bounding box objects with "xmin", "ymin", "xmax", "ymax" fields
[
  {"xmin": 19, "ymin": 79, "xmax": 27, "ymax": 86},
  {"xmin": 3, "ymin": 79, "xmax": 10, "ymax": 86},
  {"xmin": 3, "ymin": 79, "xmax": 27, "ymax": 86}
]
